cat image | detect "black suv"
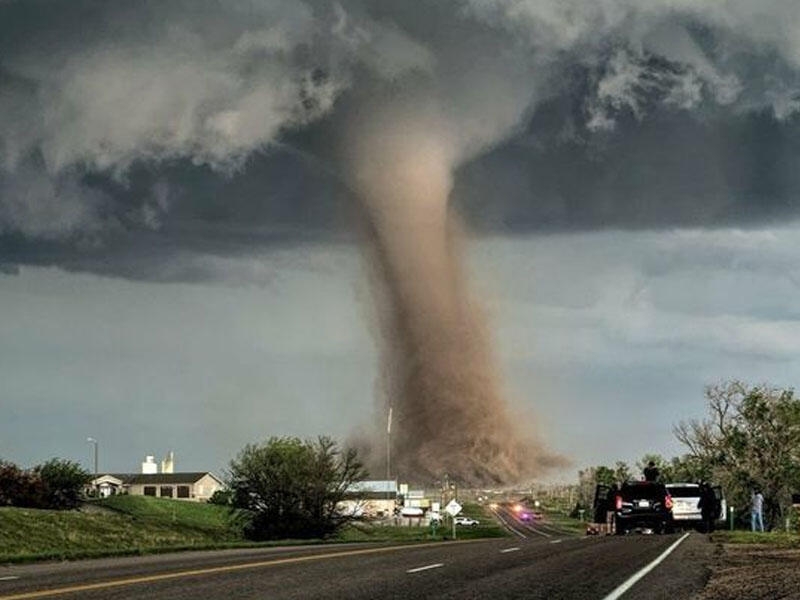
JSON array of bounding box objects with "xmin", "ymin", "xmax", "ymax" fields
[{"xmin": 610, "ymin": 481, "xmax": 674, "ymax": 534}]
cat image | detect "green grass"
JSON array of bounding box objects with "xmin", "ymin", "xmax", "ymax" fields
[
  {"xmin": 711, "ymin": 530, "xmax": 800, "ymax": 548},
  {"xmin": 538, "ymin": 507, "xmax": 589, "ymax": 535},
  {"xmin": 0, "ymin": 497, "xmax": 248, "ymax": 563},
  {"xmin": 98, "ymin": 495, "xmax": 242, "ymax": 535},
  {"xmin": 0, "ymin": 498, "xmax": 506, "ymax": 563}
]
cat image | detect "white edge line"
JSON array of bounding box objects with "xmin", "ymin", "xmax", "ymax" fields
[
  {"xmin": 492, "ymin": 510, "xmax": 527, "ymax": 539},
  {"xmin": 601, "ymin": 533, "xmax": 691, "ymax": 600},
  {"xmin": 0, "ymin": 577, "xmax": 19, "ymax": 581},
  {"xmin": 500, "ymin": 547, "xmax": 520, "ymax": 553},
  {"xmin": 406, "ymin": 563, "xmax": 444, "ymax": 574}
]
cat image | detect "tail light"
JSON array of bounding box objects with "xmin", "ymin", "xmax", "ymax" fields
[
  {"xmin": 664, "ymin": 494, "xmax": 673, "ymax": 510},
  {"xmin": 615, "ymin": 495, "xmax": 622, "ymax": 510}
]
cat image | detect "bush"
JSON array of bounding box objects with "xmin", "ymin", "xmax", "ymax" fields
[
  {"xmin": 228, "ymin": 436, "xmax": 366, "ymax": 540},
  {"xmin": 0, "ymin": 460, "xmax": 45, "ymax": 508},
  {"xmin": 35, "ymin": 459, "xmax": 91, "ymax": 510},
  {"xmin": 0, "ymin": 458, "xmax": 89, "ymax": 510},
  {"xmin": 208, "ymin": 489, "xmax": 233, "ymax": 506}
]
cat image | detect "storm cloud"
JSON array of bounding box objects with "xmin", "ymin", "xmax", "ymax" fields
[{"xmin": 2, "ymin": 0, "xmax": 800, "ymax": 277}]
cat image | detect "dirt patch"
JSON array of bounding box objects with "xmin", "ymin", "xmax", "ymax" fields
[{"xmin": 695, "ymin": 543, "xmax": 800, "ymax": 599}]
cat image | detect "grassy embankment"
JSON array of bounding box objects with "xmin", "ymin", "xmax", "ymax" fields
[
  {"xmin": 538, "ymin": 506, "xmax": 589, "ymax": 535},
  {"xmin": 0, "ymin": 498, "xmax": 506, "ymax": 563},
  {"xmin": 711, "ymin": 530, "xmax": 800, "ymax": 547},
  {"xmin": 0, "ymin": 496, "xmax": 245, "ymax": 563}
]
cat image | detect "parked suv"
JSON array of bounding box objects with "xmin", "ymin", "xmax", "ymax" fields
[
  {"xmin": 613, "ymin": 481, "xmax": 674, "ymax": 534},
  {"xmin": 666, "ymin": 483, "xmax": 726, "ymax": 531}
]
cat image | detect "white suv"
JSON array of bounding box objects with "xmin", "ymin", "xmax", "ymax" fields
[
  {"xmin": 665, "ymin": 483, "xmax": 702, "ymax": 525},
  {"xmin": 665, "ymin": 483, "xmax": 727, "ymax": 530}
]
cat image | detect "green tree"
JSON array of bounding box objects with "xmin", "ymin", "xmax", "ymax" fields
[
  {"xmin": 666, "ymin": 454, "xmax": 712, "ymax": 483},
  {"xmin": 613, "ymin": 461, "xmax": 632, "ymax": 484},
  {"xmin": 674, "ymin": 381, "xmax": 800, "ymax": 529},
  {"xmin": 34, "ymin": 458, "xmax": 91, "ymax": 510},
  {"xmin": 227, "ymin": 436, "xmax": 366, "ymax": 540},
  {"xmin": 0, "ymin": 460, "xmax": 44, "ymax": 508}
]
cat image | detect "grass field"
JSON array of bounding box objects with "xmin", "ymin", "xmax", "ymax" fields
[
  {"xmin": 98, "ymin": 495, "xmax": 243, "ymax": 535},
  {"xmin": 0, "ymin": 498, "xmax": 507, "ymax": 563},
  {"xmin": 712, "ymin": 530, "xmax": 800, "ymax": 547},
  {"xmin": 0, "ymin": 497, "xmax": 246, "ymax": 563},
  {"xmin": 538, "ymin": 507, "xmax": 588, "ymax": 535}
]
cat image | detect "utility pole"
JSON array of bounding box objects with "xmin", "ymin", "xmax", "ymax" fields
[
  {"xmin": 386, "ymin": 406, "xmax": 392, "ymax": 482},
  {"xmin": 86, "ymin": 437, "xmax": 98, "ymax": 495}
]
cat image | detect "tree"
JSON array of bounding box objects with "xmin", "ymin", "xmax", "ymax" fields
[
  {"xmin": 613, "ymin": 461, "xmax": 632, "ymax": 484},
  {"xmin": 0, "ymin": 460, "xmax": 44, "ymax": 508},
  {"xmin": 35, "ymin": 459, "xmax": 91, "ymax": 510},
  {"xmin": 227, "ymin": 436, "xmax": 367, "ymax": 540},
  {"xmin": 674, "ymin": 381, "xmax": 800, "ymax": 529}
]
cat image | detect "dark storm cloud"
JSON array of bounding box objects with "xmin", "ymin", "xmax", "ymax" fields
[
  {"xmin": 454, "ymin": 101, "xmax": 800, "ymax": 232},
  {"xmin": 4, "ymin": 0, "xmax": 800, "ymax": 278}
]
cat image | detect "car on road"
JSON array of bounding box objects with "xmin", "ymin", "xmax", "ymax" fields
[
  {"xmin": 612, "ymin": 481, "xmax": 674, "ymax": 534},
  {"xmin": 666, "ymin": 483, "xmax": 726, "ymax": 530},
  {"xmin": 399, "ymin": 506, "xmax": 424, "ymax": 517},
  {"xmin": 454, "ymin": 516, "xmax": 480, "ymax": 526}
]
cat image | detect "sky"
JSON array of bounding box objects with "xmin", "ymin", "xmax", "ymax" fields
[{"xmin": 3, "ymin": 0, "xmax": 800, "ymax": 482}]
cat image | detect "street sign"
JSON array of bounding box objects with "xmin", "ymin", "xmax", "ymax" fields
[{"xmin": 445, "ymin": 499, "xmax": 462, "ymax": 517}]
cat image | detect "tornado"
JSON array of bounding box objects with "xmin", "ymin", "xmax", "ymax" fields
[{"xmin": 344, "ymin": 104, "xmax": 561, "ymax": 486}]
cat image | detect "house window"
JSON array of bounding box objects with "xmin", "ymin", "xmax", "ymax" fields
[
  {"xmin": 160, "ymin": 486, "xmax": 173, "ymax": 498},
  {"xmin": 177, "ymin": 486, "xmax": 190, "ymax": 498},
  {"xmin": 144, "ymin": 486, "xmax": 156, "ymax": 496}
]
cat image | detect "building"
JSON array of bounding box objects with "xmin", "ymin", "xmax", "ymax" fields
[
  {"xmin": 89, "ymin": 471, "xmax": 224, "ymax": 501},
  {"xmin": 339, "ymin": 480, "xmax": 398, "ymax": 517},
  {"xmin": 88, "ymin": 452, "xmax": 224, "ymax": 501}
]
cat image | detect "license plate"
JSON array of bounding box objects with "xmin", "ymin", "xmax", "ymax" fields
[{"xmin": 637, "ymin": 500, "xmax": 650, "ymax": 508}]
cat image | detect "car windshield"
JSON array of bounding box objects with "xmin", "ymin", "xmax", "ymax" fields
[
  {"xmin": 620, "ymin": 483, "xmax": 665, "ymax": 500},
  {"xmin": 667, "ymin": 486, "xmax": 700, "ymax": 498}
]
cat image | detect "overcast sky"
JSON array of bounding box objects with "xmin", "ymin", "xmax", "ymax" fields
[{"xmin": 3, "ymin": 0, "xmax": 800, "ymax": 482}]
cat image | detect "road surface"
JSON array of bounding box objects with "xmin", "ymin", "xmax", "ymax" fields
[{"xmin": 0, "ymin": 532, "xmax": 711, "ymax": 599}]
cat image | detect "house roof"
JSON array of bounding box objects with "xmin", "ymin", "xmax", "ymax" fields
[
  {"xmin": 91, "ymin": 472, "xmax": 223, "ymax": 486},
  {"xmin": 343, "ymin": 491, "xmax": 397, "ymax": 500},
  {"xmin": 347, "ymin": 480, "xmax": 398, "ymax": 493}
]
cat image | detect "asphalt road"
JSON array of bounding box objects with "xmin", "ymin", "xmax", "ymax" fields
[{"xmin": 0, "ymin": 532, "xmax": 711, "ymax": 600}]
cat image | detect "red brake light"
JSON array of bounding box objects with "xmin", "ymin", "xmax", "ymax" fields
[
  {"xmin": 665, "ymin": 495, "xmax": 673, "ymax": 510},
  {"xmin": 615, "ymin": 495, "xmax": 622, "ymax": 510}
]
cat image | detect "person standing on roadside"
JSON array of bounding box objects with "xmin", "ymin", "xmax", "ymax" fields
[
  {"xmin": 605, "ymin": 483, "xmax": 619, "ymax": 535},
  {"xmin": 751, "ymin": 488, "xmax": 765, "ymax": 532},
  {"xmin": 643, "ymin": 461, "xmax": 660, "ymax": 482},
  {"xmin": 698, "ymin": 482, "xmax": 715, "ymax": 533}
]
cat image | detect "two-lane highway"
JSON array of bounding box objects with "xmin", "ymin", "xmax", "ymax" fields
[{"xmin": 0, "ymin": 532, "xmax": 711, "ymax": 599}]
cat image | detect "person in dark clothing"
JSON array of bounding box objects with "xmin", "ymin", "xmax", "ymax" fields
[
  {"xmin": 643, "ymin": 461, "xmax": 660, "ymax": 482},
  {"xmin": 605, "ymin": 484, "xmax": 619, "ymax": 534},
  {"xmin": 698, "ymin": 482, "xmax": 716, "ymax": 532}
]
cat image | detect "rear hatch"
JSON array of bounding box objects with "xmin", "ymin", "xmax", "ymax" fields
[
  {"xmin": 619, "ymin": 482, "xmax": 669, "ymax": 515},
  {"xmin": 666, "ymin": 484, "xmax": 701, "ymax": 520}
]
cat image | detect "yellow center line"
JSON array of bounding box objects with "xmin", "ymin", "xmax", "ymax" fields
[{"xmin": 0, "ymin": 539, "xmax": 493, "ymax": 600}]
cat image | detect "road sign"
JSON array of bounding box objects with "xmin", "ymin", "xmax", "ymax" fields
[{"xmin": 445, "ymin": 499, "xmax": 462, "ymax": 517}]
